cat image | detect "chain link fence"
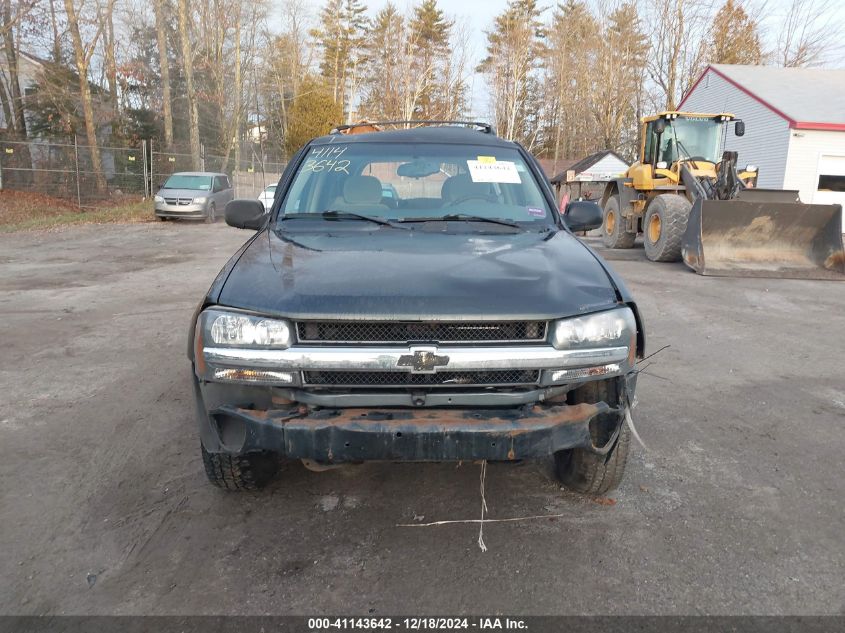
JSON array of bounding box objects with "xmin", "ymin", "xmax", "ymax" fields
[
  {"xmin": 0, "ymin": 138, "xmax": 147, "ymax": 208},
  {"xmin": 0, "ymin": 138, "xmax": 286, "ymax": 208},
  {"xmin": 150, "ymin": 144, "xmax": 285, "ymax": 200}
]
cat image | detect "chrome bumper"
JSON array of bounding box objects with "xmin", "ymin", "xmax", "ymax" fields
[
  {"xmin": 199, "ymin": 345, "xmax": 632, "ymax": 388},
  {"xmin": 203, "ymin": 344, "xmax": 629, "ymax": 372}
]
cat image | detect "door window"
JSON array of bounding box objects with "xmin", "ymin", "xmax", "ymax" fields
[{"xmin": 643, "ymin": 122, "xmax": 658, "ymax": 164}]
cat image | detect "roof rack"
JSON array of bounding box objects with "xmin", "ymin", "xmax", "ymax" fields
[{"xmin": 330, "ymin": 120, "xmax": 496, "ymax": 135}]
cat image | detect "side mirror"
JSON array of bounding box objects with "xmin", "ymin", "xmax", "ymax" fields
[
  {"xmin": 225, "ymin": 199, "xmax": 266, "ymax": 230},
  {"xmin": 735, "ymin": 121, "xmax": 745, "ymax": 137},
  {"xmin": 564, "ymin": 200, "xmax": 602, "ymax": 233},
  {"xmin": 654, "ymin": 118, "xmax": 667, "ymax": 134}
]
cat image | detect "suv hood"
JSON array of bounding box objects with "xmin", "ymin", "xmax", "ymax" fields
[{"xmin": 217, "ymin": 228, "xmax": 619, "ymax": 320}]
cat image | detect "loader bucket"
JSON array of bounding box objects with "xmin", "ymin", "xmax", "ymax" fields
[{"xmin": 681, "ymin": 189, "xmax": 845, "ymax": 280}]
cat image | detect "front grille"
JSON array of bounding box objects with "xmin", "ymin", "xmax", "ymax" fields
[
  {"xmin": 297, "ymin": 321, "xmax": 546, "ymax": 344},
  {"xmin": 302, "ymin": 370, "xmax": 540, "ymax": 388},
  {"xmin": 164, "ymin": 197, "xmax": 193, "ymax": 206}
]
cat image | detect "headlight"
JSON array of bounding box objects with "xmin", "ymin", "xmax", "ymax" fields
[
  {"xmin": 154, "ymin": 195, "xmax": 164, "ymax": 202},
  {"xmin": 552, "ymin": 307, "xmax": 636, "ymax": 351},
  {"xmin": 194, "ymin": 196, "xmax": 208, "ymax": 204},
  {"xmin": 201, "ymin": 309, "xmax": 292, "ymax": 348}
]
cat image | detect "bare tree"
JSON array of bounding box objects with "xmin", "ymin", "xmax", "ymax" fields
[
  {"xmin": 63, "ymin": 0, "xmax": 107, "ymax": 190},
  {"xmin": 775, "ymin": 0, "xmax": 843, "ymax": 67},
  {"xmin": 1, "ymin": 0, "xmax": 37, "ymax": 140},
  {"xmin": 645, "ymin": 0, "xmax": 711, "ymax": 110},
  {"xmin": 177, "ymin": 0, "xmax": 201, "ymax": 168},
  {"xmin": 153, "ymin": 0, "xmax": 174, "ymax": 147},
  {"xmin": 101, "ymin": 0, "xmax": 117, "ymax": 117}
]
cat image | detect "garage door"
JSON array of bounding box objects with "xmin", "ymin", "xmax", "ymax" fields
[{"xmin": 814, "ymin": 155, "xmax": 845, "ymax": 232}]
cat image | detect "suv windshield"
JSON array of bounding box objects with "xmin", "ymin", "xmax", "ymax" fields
[
  {"xmin": 163, "ymin": 174, "xmax": 212, "ymax": 191},
  {"xmin": 279, "ymin": 142, "xmax": 553, "ymax": 226}
]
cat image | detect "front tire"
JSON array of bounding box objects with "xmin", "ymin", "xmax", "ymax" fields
[
  {"xmin": 643, "ymin": 194, "xmax": 691, "ymax": 262},
  {"xmin": 602, "ymin": 195, "xmax": 636, "ymax": 249},
  {"xmin": 201, "ymin": 445, "xmax": 279, "ymax": 491},
  {"xmin": 555, "ymin": 380, "xmax": 631, "ymax": 496},
  {"xmin": 205, "ymin": 203, "xmax": 216, "ymax": 224}
]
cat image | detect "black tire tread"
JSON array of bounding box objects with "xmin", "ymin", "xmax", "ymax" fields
[
  {"xmin": 558, "ymin": 424, "xmax": 631, "ymax": 495},
  {"xmin": 201, "ymin": 446, "xmax": 277, "ymax": 491},
  {"xmin": 644, "ymin": 194, "xmax": 690, "ymax": 262},
  {"xmin": 602, "ymin": 195, "xmax": 636, "ymax": 249},
  {"xmin": 555, "ymin": 380, "xmax": 631, "ymax": 496}
]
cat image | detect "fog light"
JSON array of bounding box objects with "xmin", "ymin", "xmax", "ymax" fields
[
  {"xmin": 213, "ymin": 368, "xmax": 294, "ymax": 384},
  {"xmin": 551, "ymin": 364, "xmax": 620, "ymax": 382}
]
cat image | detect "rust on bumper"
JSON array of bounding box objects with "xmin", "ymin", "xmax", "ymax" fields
[{"xmin": 207, "ymin": 401, "xmax": 618, "ymax": 462}]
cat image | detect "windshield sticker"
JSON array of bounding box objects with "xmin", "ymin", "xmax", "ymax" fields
[
  {"xmin": 477, "ymin": 155, "xmax": 497, "ymax": 164},
  {"xmin": 527, "ymin": 207, "xmax": 546, "ymax": 218},
  {"xmin": 467, "ymin": 160, "xmax": 521, "ymax": 184},
  {"xmin": 302, "ymin": 158, "xmax": 351, "ymax": 174}
]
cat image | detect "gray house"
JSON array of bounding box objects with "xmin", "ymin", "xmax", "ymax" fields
[{"xmin": 679, "ymin": 64, "xmax": 845, "ymax": 231}]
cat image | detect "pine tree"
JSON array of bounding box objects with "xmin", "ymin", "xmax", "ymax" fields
[
  {"xmin": 478, "ymin": 0, "xmax": 546, "ymax": 146},
  {"xmin": 284, "ymin": 75, "xmax": 343, "ymax": 155},
  {"xmin": 408, "ymin": 0, "xmax": 451, "ymax": 118},
  {"xmin": 710, "ymin": 0, "xmax": 763, "ymax": 65},
  {"xmin": 311, "ymin": 0, "xmax": 369, "ymax": 118},
  {"xmin": 544, "ymin": 0, "xmax": 596, "ymax": 160},
  {"xmin": 593, "ymin": 2, "xmax": 648, "ymax": 154},
  {"xmin": 360, "ymin": 3, "xmax": 405, "ymax": 118}
]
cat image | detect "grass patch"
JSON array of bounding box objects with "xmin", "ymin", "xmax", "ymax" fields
[{"xmin": 0, "ymin": 190, "xmax": 155, "ymax": 233}]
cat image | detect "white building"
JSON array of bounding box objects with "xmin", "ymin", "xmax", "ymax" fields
[
  {"xmin": 680, "ymin": 63, "xmax": 845, "ymax": 231},
  {"xmin": 0, "ymin": 51, "xmax": 46, "ymax": 133},
  {"xmin": 548, "ymin": 150, "xmax": 630, "ymax": 206}
]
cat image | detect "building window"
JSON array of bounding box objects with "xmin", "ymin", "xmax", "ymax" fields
[{"xmin": 818, "ymin": 174, "xmax": 845, "ymax": 192}]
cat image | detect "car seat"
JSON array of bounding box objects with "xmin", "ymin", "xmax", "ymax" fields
[
  {"xmin": 332, "ymin": 175, "xmax": 390, "ymax": 213},
  {"xmin": 440, "ymin": 174, "xmax": 494, "ymax": 206}
]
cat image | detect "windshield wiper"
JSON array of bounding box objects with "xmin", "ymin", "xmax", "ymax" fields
[
  {"xmin": 280, "ymin": 211, "xmax": 399, "ymax": 227},
  {"xmin": 397, "ymin": 214, "xmax": 522, "ymax": 229}
]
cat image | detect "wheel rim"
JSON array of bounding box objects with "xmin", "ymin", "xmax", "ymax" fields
[
  {"xmin": 605, "ymin": 209, "xmax": 616, "ymax": 234},
  {"xmin": 648, "ymin": 213, "xmax": 661, "ymax": 244}
]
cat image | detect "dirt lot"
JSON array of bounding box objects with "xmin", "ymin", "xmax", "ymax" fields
[{"xmin": 1, "ymin": 222, "xmax": 843, "ymax": 615}]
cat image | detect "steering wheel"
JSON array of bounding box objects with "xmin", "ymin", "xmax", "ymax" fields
[{"xmin": 447, "ymin": 194, "xmax": 496, "ymax": 206}]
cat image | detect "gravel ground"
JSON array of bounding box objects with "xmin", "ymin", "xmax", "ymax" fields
[{"xmin": 1, "ymin": 222, "xmax": 843, "ymax": 615}]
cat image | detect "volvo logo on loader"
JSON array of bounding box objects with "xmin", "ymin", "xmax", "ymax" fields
[{"xmin": 397, "ymin": 347, "xmax": 450, "ymax": 374}]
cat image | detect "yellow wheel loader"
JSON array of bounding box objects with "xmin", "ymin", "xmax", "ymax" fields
[{"xmin": 600, "ymin": 111, "xmax": 845, "ymax": 279}]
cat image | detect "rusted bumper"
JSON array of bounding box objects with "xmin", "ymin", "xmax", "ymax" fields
[{"xmin": 203, "ymin": 401, "xmax": 620, "ymax": 462}]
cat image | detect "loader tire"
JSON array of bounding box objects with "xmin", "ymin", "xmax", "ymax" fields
[
  {"xmin": 555, "ymin": 380, "xmax": 631, "ymax": 496},
  {"xmin": 602, "ymin": 195, "xmax": 636, "ymax": 249},
  {"xmin": 201, "ymin": 445, "xmax": 279, "ymax": 491},
  {"xmin": 643, "ymin": 194, "xmax": 691, "ymax": 262}
]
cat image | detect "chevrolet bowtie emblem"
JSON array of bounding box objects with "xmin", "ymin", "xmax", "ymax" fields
[{"xmin": 396, "ymin": 347, "xmax": 450, "ymax": 374}]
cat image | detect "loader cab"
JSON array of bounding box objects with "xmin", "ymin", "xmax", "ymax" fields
[{"xmin": 641, "ymin": 112, "xmax": 740, "ymax": 169}]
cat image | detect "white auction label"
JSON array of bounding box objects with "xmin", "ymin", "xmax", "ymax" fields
[{"xmin": 466, "ymin": 160, "xmax": 522, "ymax": 184}]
